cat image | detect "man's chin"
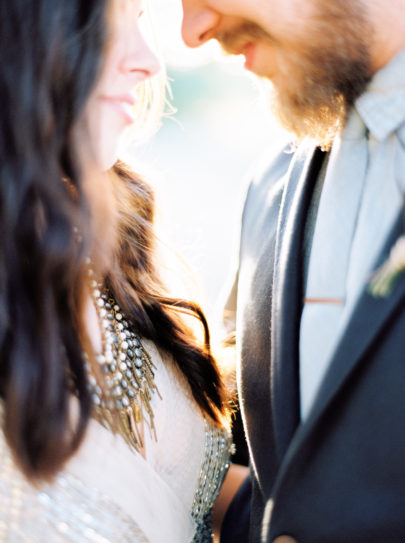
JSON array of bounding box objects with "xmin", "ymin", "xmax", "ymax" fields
[
  {"xmin": 267, "ymin": 87, "xmax": 345, "ymax": 150},
  {"xmin": 247, "ymin": 65, "xmax": 275, "ymax": 80}
]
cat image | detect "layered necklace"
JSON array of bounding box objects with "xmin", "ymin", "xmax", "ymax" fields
[{"xmin": 86, "ymin": 272, "xmax": 161, "ymax": 452}]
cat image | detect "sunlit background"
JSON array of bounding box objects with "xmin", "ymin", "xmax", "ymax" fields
[{"xmin": 122, "ymin": 0, "xmax": 288, "ymax": 324}]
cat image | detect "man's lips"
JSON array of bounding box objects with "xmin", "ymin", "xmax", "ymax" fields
[
  {"xmin": 241, "ymin": 42, "xmax": 256, "ymax": 70},
  {"xmin": 225, "ymin": 41, "xmax": 256, "ymax": 70}
]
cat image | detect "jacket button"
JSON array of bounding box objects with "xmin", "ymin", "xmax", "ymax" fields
[{"xmin": 273, "ymin": 537, "xmax": 297, "ymax": 543}]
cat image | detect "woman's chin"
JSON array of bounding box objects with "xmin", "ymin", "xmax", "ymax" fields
[
  {"xmin": 101, "ymin": 156, "xmax": 118, "ymax": 172},
  {"xmin": 95, "ymin": 147, "xmax": 119, "ymax": 172}
]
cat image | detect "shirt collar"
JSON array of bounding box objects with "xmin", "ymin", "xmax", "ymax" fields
[{"xmin": 355, "ymin": 47, "xmax": 405, "ymax": 141}]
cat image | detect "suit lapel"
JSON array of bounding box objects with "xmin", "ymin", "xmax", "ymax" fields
[
  {"xmin": 273, "ymin": 208, "xmax": 405, "ymax": 486},
  {"xmin": 271, "ymin": 144, "xmax": 325, "ymax": 462}
]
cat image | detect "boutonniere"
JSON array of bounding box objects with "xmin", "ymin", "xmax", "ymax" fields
[{"xmin": 369, "ymin": 236, "xmax": 405, "ymax": 297}]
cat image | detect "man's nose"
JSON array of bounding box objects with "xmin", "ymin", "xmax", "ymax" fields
[{"xmin": 181, "ymin": 2, "xmax": 220, "ymax": 48}]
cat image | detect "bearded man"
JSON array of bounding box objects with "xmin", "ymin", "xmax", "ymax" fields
[{"xmin": 181, "ymin": 1, "xmax": 405, "ymax": 542}]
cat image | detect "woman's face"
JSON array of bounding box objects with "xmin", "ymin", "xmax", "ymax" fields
[{"xmin": 79, "ymin": 0, "xmax": 160, "ymax": 172}]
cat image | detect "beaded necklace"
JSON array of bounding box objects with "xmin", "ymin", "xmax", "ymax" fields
[{"xmin": 87, "ymin": 276, "xmax": 161, "ymax": 452}]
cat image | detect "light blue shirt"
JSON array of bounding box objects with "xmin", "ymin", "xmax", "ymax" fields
[{"xmin": 300, "ymin": 47, "xmax": 405, "ymax": 420}]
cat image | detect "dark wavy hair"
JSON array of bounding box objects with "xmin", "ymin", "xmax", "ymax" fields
[{"xmin": 0, "ymin": 0, "xmax": 227, "ymax": 481}]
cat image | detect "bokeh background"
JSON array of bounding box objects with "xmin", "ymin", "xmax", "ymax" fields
[{"xmin": 122, "ymin": 0, "xmax": 288, "ymax": 325}]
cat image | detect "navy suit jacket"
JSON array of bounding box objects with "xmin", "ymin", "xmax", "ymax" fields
[{"xmin": 221, "ymin": 143, "xmax": 405, "ymax": 543}]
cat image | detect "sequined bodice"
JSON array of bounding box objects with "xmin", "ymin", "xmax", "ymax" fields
[
  {"xmin": 0, "ymin": 453, "xmax": 148, "ymax": 543},
  {"xmin": 0, "ymin": 341, "xmax": 231, "ymax": 543}
]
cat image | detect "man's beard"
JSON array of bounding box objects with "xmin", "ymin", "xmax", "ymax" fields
[{"xmin": 217, "ymin": 2, "xmax": 372, "ymax": 149}]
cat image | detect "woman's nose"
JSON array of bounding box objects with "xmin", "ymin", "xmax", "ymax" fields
[
  {"xmin": 181, "ymin": 3, "xmax": 220, "ymax": 48},
  {"xmin": 119, "ymin": 33, "xmax": 161, "ymax": 80}
]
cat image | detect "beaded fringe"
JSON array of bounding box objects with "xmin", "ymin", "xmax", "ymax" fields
[{"xmin": 88, "ymin": 282, "xmax": 161, "ymax": 452}]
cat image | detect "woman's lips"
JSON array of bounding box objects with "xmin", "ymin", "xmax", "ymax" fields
[{"xmin": 99, "ymin": 95, "xmax": 136, "ymax": 124}]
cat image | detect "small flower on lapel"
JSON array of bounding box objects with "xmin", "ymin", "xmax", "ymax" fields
[{"xmin": 369, "ymin": 236, "xmax": 405, "ymax": 297}]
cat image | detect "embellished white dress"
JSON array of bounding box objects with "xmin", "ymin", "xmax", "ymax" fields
[{"xmin": 0, "ymin": 340, "xmax": 231, "ymax": 542}]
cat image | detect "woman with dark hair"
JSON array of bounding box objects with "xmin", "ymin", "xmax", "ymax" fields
[{"xmin": 0, "ymin": 0, "xmax": 239, "ymax": 541}]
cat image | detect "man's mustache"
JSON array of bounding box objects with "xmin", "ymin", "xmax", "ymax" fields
[{"xmin": 216, "ymin": 21, "xmax": 273, "ymax": 55}]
